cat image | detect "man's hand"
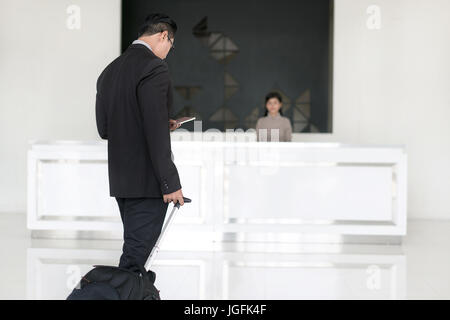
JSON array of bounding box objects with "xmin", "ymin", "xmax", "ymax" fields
[
  {"xmin": 163, "ymin": 188, "xmax": 184, "ymax": 206},
  {"xmin": 169, "ymin": 119, "xmax": 181, "ymax": 131}
]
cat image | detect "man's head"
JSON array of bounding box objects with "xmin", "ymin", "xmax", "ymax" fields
[{"xmin": 137, "ymin": 13, "xmax": 177, "ymax": 60}]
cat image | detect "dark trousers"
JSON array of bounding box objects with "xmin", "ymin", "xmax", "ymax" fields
[{"xmin": 115, "ymin": 197, "xmax": 168, "ymax": 273}]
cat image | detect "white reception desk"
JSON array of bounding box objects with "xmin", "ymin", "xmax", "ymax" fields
[{"xmin": 27, "ymin": 138, "xmax": 407, "ymax": 244}]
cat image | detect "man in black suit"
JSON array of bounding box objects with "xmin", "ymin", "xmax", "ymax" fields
[{"xmin": 95, "ymin": 13, "xmax": 184, "ymax": 273}]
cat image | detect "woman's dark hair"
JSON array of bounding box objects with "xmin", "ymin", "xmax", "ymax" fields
[
  {"xmin": 264, "ymin": 91, "xmax": 283, "ymax": 116},
  {"xmin": 137, "ymin": 13, "xmax": 178, "ymax": 39}
]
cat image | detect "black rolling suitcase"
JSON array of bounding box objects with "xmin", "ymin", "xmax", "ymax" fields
[{"xmin": 66, "ymin": 197, "xmax": 191, "ymax": 300}]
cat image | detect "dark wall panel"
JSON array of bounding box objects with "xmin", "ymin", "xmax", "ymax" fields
[{"xmin": 122, "ymin": 0, "xmax": 333, "ymax": 132}]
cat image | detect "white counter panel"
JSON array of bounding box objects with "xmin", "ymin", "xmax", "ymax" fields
[
  {"xmin": 225, "ymin": 164, "xmax": 393, "ymax": 221},
  {"xmin": 27, "ymin": 140, "xmax": 407, "ymax": 240}
]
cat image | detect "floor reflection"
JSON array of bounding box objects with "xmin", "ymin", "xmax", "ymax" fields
[
  {"xmin": 26, "ymin": 242, "xmax": 405, "ymax": 300},
  {"xmin": 3, "ymin": 213, "xmax": 450, "ymax": 300}
]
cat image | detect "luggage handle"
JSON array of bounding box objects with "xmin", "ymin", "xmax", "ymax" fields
[
  {"xmin": 144, "ymin": 197, "xmax": 191, "ymax": 271},
  {"xmin": 174, "ymin": 197, "xmax": 192, "ymax": 209}
]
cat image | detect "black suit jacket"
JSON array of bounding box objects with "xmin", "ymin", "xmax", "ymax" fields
[{"xmin": 95, "ymin": 43, "xmax": 181, "ymax": 198}]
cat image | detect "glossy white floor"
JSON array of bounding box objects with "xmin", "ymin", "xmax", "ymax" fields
[{"xmin": 0, "ymin": 212, "xmax": 449, "ymax": 300}]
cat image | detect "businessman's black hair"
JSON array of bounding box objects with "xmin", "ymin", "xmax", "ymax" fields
[
  {"xmin": 264, "ymin": 91, "xmax": 284, "ymax": 116},
  {"xmin": 137, "ymin": 13, "xmax": 178, "ymax": 39}
]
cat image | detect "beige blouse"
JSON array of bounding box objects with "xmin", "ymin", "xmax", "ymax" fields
[{"xmin": 255, "ymin": 113, "xmax": 292, "ymax": 142}]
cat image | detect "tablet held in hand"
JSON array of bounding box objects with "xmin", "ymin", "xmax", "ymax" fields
[{"xmin": 176, "ymin": 116, "xmax": 196, "ymax": 125}]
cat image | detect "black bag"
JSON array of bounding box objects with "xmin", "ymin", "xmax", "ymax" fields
[
  {"xmin": 66, "ymin": 198, "xmax": 191, "ymax": 300},
  {"xmin": 67, "ymin": 264, "xmax": 160, "ymax": 300}
]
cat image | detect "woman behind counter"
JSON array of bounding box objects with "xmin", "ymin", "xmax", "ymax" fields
[{"xmin": 255, "ymin": 92, "xmax": 292, "ymax": 142}]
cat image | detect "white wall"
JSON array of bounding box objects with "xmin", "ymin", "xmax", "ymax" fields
[
  {"xmin": 1, "ymin": 0, "xmax": 450, "ymax": 219},
  {"xmin": 296, "ymin": 0, "xmax": 450, "ymax": 220},
  {"xmin": 0, "ymin": 0, "xmax": 121, "ymax": 212}
]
